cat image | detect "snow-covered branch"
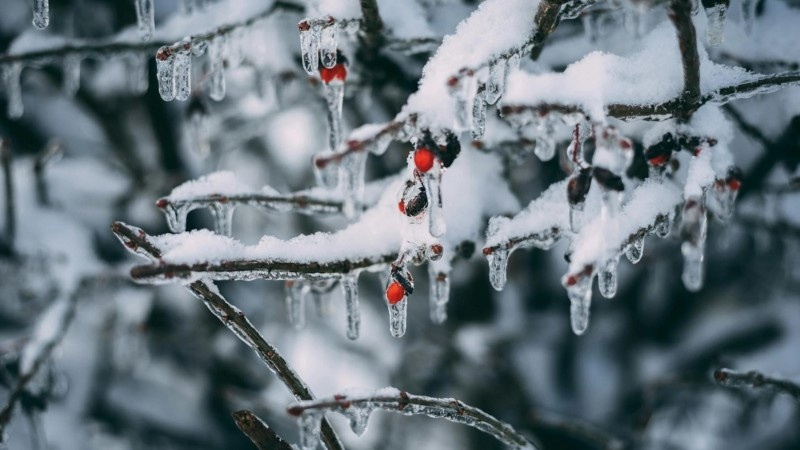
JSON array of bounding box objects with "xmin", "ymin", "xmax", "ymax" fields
[
  {"xmin": 667, "ymin": 0, "xmax": 701, "ymax": 119},
  {"xmin": 286, "ymin": 388, "xmax": 538, "ymax": 450},
  {"xmin": 714, "ymin": 369, "xmax": 800, "ymax": 401}
]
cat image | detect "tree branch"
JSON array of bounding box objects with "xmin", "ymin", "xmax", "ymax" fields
[
  {"xmin": 287, "ymin": 389, "xmax": 538, "ymax": 449},
  {"xmin": 157, "ymin": 191, "xmax": 348, "ymax": 217},
  {"xmin": 714, "ymin": 368, "xmax": 800, "ymax": 401},
  {"xmin": 358, "ymin": 0, "xmax": 385, "ymax": 55},
  {"xmin": 668, "ymin": 0, "xmax": 701, "ymax": 119},
  {"xmin": 0, "ymin": 139, "xmax": 13, "ymax": 257},
  {"xmin": 110, "ymin": 221, "xmax": 344, "ymax": 450},
  {"xmin": 529, "ymin": 0, "xmax": 568, "ymax": 61},
  {"xmin": 232, "ymin": 410, "xmax": 293, "ymax": 450}
]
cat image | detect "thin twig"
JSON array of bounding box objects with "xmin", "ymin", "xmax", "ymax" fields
[
  {"xmin": 529, "ymin": 0, "xmax": 568, "ymax": 61},
  {"xmin": 713, "ymin": 368, "xmax": 800, "ymax": 401},
  {"xmin": 0, "ymin": 140, "xmax": 14, "ymax": 257},
  {"xmin": 110, "ymin": 222, "xmax": 344, "ymax": 450},
  {"xmin": 232, "ymin": 410, "xmax": 293, "ymax": 450},
  {"xmin": 667, "ymin": 0, "xmax": 701, "ymax": 119},
  {"xmin": 287, "ymin": 389, "xmax": 538, "ymax": 449},
  {"xmin": 157, "ymin": 192, "xmax": 347, "ymax": 217}
]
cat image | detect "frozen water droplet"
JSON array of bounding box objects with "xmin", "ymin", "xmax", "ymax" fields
[
  {"xmin": 208, "ymin": 36, "xmax": 226, "ymax": 101},
  {"xmin": 156, "ymin": 47, "xmax": 176, "ymax": 101},
  {"xmin": 135, "ymin": 0, "xmax": 155, "ymax": 41},
  {"xmin": 338, "ymin": 150, "xmax": 367, "ymax": 220},
  {"xmin": 297, "ymin": 411, "xmax": 323, "ymax": 450},
  {"xmin": 128, "ymin": 53, "xmax": 149, "ymax": 95},
  {"xmin": 3, "ymin": 63, "xmax": 24, "ymax": 119},
  {"xmin": 173, "ymin": 45, "xmax": 192, "ymax": 101},
  {"xmin": 704, "ymin": 3, "xmax": 727, "ymax": 46},
  {"xmin": 566, "ymin": 275, "xmax": 592, "ymax": 335},
  {"xmin": 423, "ymin": 167, "xmax": 446, "ymax": 238},
  {"xmin": 62, "ymin": 54, "xmax": 81, "ymax": 96},
  {"xmin": 625, "ymin": 235, "xmax": 645, "ymax": 264},
  {"xmin": 162, "ymin": 202, "xmax": 190, "ymax": 233},
  {"xmin": 485, "ymin": 58, "xmax": 507, "ymax": 105},
  {"xmin": 320, "ymin": 24, "xmax": 337, "ymax": 69},
  {"xmin": 471, "ymin": 83, "xmax": 487, "ymax": 139},
  {"xmin": 428, "ymin": 265, "xmax": 449, "ymax": 324},
  {"xmin": 741, "ymin": 0, "xmax": 757, "ymax": 35},
  {"xmin": 598, "ymin": 257, "xmax": 618, "ymax": 299},
  {"xmin": 286, "ymin": 281, "xmax": 308, "ymax": 329},
  {"xmin": 341, "ymin": 274, "xmax": 360, "ymax": 340},
  {"xmin": 210, "ymin": 202, "xmax": 234, "ymax": 236},
  {"xmin": 300, "ymin": 22, "xmax": 322, "ymax": 75},
  {"xmin": 324, "ymin": 82, "xmax": 344, "ymax": 150},
  {"xmin": 32, "ymin": 0, "xmax": 49, "ymax": 29},
  {"xmin": 488, "ymin": 248, "xmax": 509, "ymax": 291},
  {"xmin": 345, "ymin": 405, "xmax": 373, "ymax": 436},
  {"xmin": 388, "ymin": 297, "xmax": 407, "ymax": 338}
]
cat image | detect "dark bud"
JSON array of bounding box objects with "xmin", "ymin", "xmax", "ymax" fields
[
  {"xmin": 402, "ymin": 179, "xmax": 428, "ymax": 217},
  {"xmin": 593, "ymin": 167, "xmax": 625, "ymax": 192},
  {"xmin": 645, "ymin": 133, "xmax": 675, "ymax": 166},
  {"xmin": 437, "ymin": 131, "xmax": 461, "ymax": 168},
  {"xmin": 567, "ymin": 168, "xmax": 593, "ymax": 205}
]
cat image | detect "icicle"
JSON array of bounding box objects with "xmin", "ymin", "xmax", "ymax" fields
[
  {"xmin": 156, "ymin": 47, "xmax": 176, "ymax": 101},
  {"xmin": 297, "ymin": 411, "xmax": 323, "ymax": 450},
  {"xmin": 62, "ymin": 54, "xmax": 81, "ymax": 97},
  {"xmin": 32, "ymin": 0, "xmax": 49, "ymax": 29},
  {"xmin": 654, "ymin": 214, "xmax": 671, "ymax": 238},
  {"xmin": 741, "ymin": 0, "xmax": 757, "ymax": 35},
  {"xmin": 344, "ymin": 405, "xmax": 373, "ymax": 436},
  {"xmin": 186, "ymin": 99, "xmax": 211, "ymax": 158},
  {"xmin": 428, "ymin": 264, "xmax": 450, "ymax": 324},
  {"xmin": 310, "ymin": 280, "xmax": 336, "ymax": 316},
  {"xmin": 299, "ymin": 21, "xmax": 322, "ymax": 75},
  {"xmin": 485, "ymin": 58, "xmax": 507, "ymax": 105},
  {"xmin": 471, "ymin": 83, "xmax": 487, "ymax": 139},
  {"xmin": 625, "ymin": 235, "xmax": 645, "ymax": 263},
  {"xmin": 208, "ymin": 36, "xmax": 226, "ymax": 101},
  {"xmin": 286, "ymin": 281, "xmax": 308, "ymax": 329},
  {"xmin": 566, "ymin": 275, "xmax": 592, "ymax": 335},
  {"xmin": 598, "ymin": 257, "xmax": 618, "ymax": 299},
  {"xmin": 162, "ymin": 202, "xmax": 190, "ymax": 233},
  {"xmin": 423, "ymin": 166, "xmax": 446, "ymax": 238},
  {"xmin": 129, "ymin": 53, "xmax": 149, "ymax": 95},
  {"xmin": 209, "ymin": 202, "xmax": 234, "ymax": 236},
  {"xmin": 388, "ymin": 297, "xmax": 407, "ymax": 338},
  {"xmin": 704, "ymin": 3, "xmax": 728, "ymax": 46},
  {"xmin": 319, "ymin": 24, "xmax": 337, "ymax": 69},
  {"xmin": 324, "ymin": 82, "xmax": 344, "ymax": 150},
  {"xmin": 341, "ymin": 273, "xmax": 360, "ymax": 340},
  {"xmin": 3, "ymin": 63, "xmax": 24, "ymax": 119},
  {"xmin": 488, "ymin": 248, "xmax": 509, "ymax": 291},
  {"xmin": 533, "ymin": 115, "xmax": 557, "ymax": 161},
  {"xmin": 680, "ymin": 200, "xmax": 708, "ymax": 292},
  {"xmin": 173, "ymin": 44, "xmax": 192, "ymax": 101},
  {"xmin": 447, "ymin": 75, "xmax": 470, "ymax": 129},
  {"xmin": 135, "ymin": 0, "xmax": 155, "ymax": 41},
  {"xmin": 338, "ymin": 150, "xmax": 367, "ymax": 220}
]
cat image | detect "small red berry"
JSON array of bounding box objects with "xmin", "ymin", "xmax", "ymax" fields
[
  {"xmin": 648, "ymin": 153, "xmax": 670, "ymax": 167},
  {"xmin": 727, "ymin": 178, "xmax": 741, "ymax": 191},
  {"xmin": 398, "ymin": 200, "xmax": 405, "ymax": 214},
  {"xmin": 386, "ymin": 282, "xmax": 405, "ymax": 305},
  {"xmin": 320, "ymin": 63, "xmax": 347, "ymax": 84},
  {"xmin": 414, "ymin": 148, "xmax": 435, "ymax": 173},
  {"xmin": 156, "ymin": 198, "xmax": 168, "ymax": 209}
]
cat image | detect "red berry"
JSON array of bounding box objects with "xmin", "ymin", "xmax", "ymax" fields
[
  {"xmin": 398, "ymin": 200, "xmax": 405, "ymax": 214},
  {"xmin": 386, "ymin": 282, "xmax": 405, "ymax": 305},
  {"xmin": 648, "ymin": 153, "xmax": 670, "ymax": 167},
  {"xmin": 414, "ymin": 148, "xmax": 435, "ymax": 173},
  {"xmin": 727, "ymin": 178, "xmax": 741, "ymax": 191},
  {"xmin": 156, "ymin": 198, "xmax": 168, "ymax": 209},
  {"xmin": 320, "ymin": 64, "xmax": 347, "ymax": 84}
]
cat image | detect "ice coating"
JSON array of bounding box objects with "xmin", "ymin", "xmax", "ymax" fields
[
  {"xmin": 156, "ymin": 48, "xmax": 176, "ymax": 101},
  {"xmin": 472, "ymin": 83, "xmax": 488, "ymax": 139},
  {"xmin": 3, "ymin": 63, "xmax": 24, "ymax": 119},
  {"xmin": 208, "ymin": 36, "xmax": 226, "ymax": 101},
  {"xmin": 33, "ymin": 0, "xmax": 49, "ymax": 29},
  {"xmin": 341, "ymin": 273, "xmax": 360, "ymax": 340},
  {"xmin": 300, "ymin": 23, "xmax": 322, "ymax": 75},
  {"xmin": 704, "ymin": 3, "xmax": 728, "ymax": 47},
  {"xmin": 173, "ymin": 45, "xmax": 192, "ymax": 101},
  {"xmin": 387, "ymin": 296, "xmax": 407, "ymax": 338},
  {"xmin": 135, "ymin": 0, "xmax": 156, "ymax": 41},
  {"xmin": 324, "ymin": 82, "xmax": 345, "ymax": 151}
]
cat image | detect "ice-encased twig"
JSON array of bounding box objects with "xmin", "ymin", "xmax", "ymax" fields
[
  {"xmin": 287, "ymin": 388, "xmax": 539, "ymax": 449},
  {"xmin": 713, "ymin": 368, "xmax": 800, "ymax": 402},
  {"xmin": 232, "ymin": 410, "xmax": 294, "ymax": 450}
]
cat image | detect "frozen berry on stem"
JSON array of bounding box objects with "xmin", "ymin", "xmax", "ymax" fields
[
  {"xmin": 414, "ymin": 148, "xmax": 435, "ymax": 173},
  {"xmin": 320, "ymin": 63, "xmax": 347, "ymax": 84},
  {"xmin": 386, "ymin": 281, "xmax": 405, "ymax": 304}
]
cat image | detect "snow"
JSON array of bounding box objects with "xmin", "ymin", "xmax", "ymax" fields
[{"xmin": 166, "ymin": 171, "xmax": 254, "ymax": 200}]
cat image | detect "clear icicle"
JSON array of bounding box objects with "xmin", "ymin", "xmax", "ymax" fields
[
  {"xmin": 33, "ymin": 0, "xmax": 49, "ymax": 29},
  {"xmin": 388, "ymin": 298, "xmax": 407, "ymax": 338},
  {"xmin": 533, "ymin": 116, "xmax": 557, "ymax": 161},
  {"xmin": 471, "ymin": 83, "xmax": 487, "ymax": 139},
  {"xmin": 324, "ymin": 82, "xmax": 344, "ymax": 150},
  {"xmin": 319, "ymin": 25, "xmax": 337, "ymax": 69},
  {"xmin": 297, "ymin": 411, "xmax": 323, "ymax": 450},
  {"xmin": 598, "ymin": 257, "xmax": 618, "ymax": 299},
  {"xmin": 341, "ymin": 273, "xmax": 360, "ymax": 340},
  {"xmin": 681, "ymin": 205, "xmax": 708, "ymax": 292},
  {"xmin": 485, "ymin": 58, "xmax": 507, "ymax": 105},
  {"xmin": 173, "ymin": 45, "xmax": 192, "ymax": 101},
  {"xmin": 129, "ymin": 53, "xmax": 149, "ymax": 95},
  {"xmin": 300, "ymin": 23, "xmax": 322, "ymax": 75},
  {"xmin": 135, "ymin": 0, "xmax": 155, "ymax": 41},
  {"xmin": 286, "ymin": 281, "xmax": 308, "ymax": 330},
  {"xmin": 344, "ymin": 405, "xmax": 374, "ymax": 436},
  {"xmin": 566, "ymin": 275, "xmax": 592, "ymax": 335},
  {"xmin": 655, "ymin": 215, "xmax": 671, "ymax": 238},
  {"xmin": 741, "ymin": 0, "xmax": 757, "ymax": 35},
  {"xmin": 338, "ymin": 150, "xmax": 367, "ymax": 220},
  {"xmin": 208, "ymin": 36, "xmax": 226, "ymax": 101},
  {"xmin": 625, "ymin": 235, "xmax": 645, "ymax": 263},
  {"xmin": 62, "ymin": 54, "xmax": 81, "ymax": 96},
  {"xmin": 424, "ymin": 167, "xmax": 446, "ymax": 238},
  {"xmin": 428, "ymin": 264, "xmax": 450, "ymax": 324},
  {"xmin": 162, "ymin": 203, "xmax": 190, "ymax": 233},
  {"xmin": 209, "ymin": 202, "xmax": 234, "ymax": 236},
  {"xmin": 310, "ymin": 280, "xmax": 336, "ymax": 316},
  {"xmin": 186, "ymin": 107, "xmax": 211, "ymax": 158},
  {"xmin": 704, "ymin": 4, "xmax": 727, "ymax": 46},
  {"xmin": 3, "ymin": 63, "xmax": 24, "ymax": 119},
  {"xmin": 313, "ymin": 153, "xmax": 339, "ymax": 189},
  {"xmin": 488, "ymin": 248, "xmax": 509, "ymax": 291},
  {"xmin": 156, "ymin": 48, "xmax": 175, "ymax": 101}
]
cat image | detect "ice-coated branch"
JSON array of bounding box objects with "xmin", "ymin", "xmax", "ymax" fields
[
  {"xmin": 0, "ymin": 40, "xmax": 164, "ymax": 66},
  {"xmin": 156, "ymin": 191, "xmax": 348, "ymax": 218},
  {"xmin": 667, "ymin": 0, "xmax": 701, "ymax": 119},
  {"xmin": 232, "ymin": 410, "xmax": 294, "ymax": 450},
  {"xmin": 287, "ymin": 388, "xmax": 538, "ymax": 449},
  {"xmin": 313, "ymin": 115, "xmax": 416, "ymax": 170},
  {"xmin": 0, "ymin": 139, "xmax": 13, "ymax": 256},
  {"xmin": 714, "ymin": 368, "xmax": 800, "ymax": 401},
  {"xmin": 110, "ymin": 221, "xmax": 344, "ymax": 450}
]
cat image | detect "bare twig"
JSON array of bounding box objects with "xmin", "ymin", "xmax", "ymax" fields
[
  {"xmin": 713, "ymin": 368, "xmax": 800, "ymax": 401},
  {"xmin": 287, "ymin": 389, "xmax": 538, "ymax": 449},
  {"xmin": 232, "ymin": 410, "xmax": 293, "ymax": 450},
  {"xmin": 667, "ymin": 0, "xmax": 701, "ymax": 119},
  {"xmin": 0, "ymin": 140, "xmax": 14, "ymax": 257},
  {"xmin": 110, "ymin": 222, "xmax": 344, "ymax": 450},
  {"xmin": 33, "ymin": 140, "xmax": 63, "ymax": 207}
]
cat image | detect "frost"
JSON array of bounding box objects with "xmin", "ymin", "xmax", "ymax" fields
[
  {"xmin": 625, "ymin": 235, "xmax": 644, "ymax": 264},
  {"xmin": 319, "ymin": 25, "xmax": 338, "ymax": 69},
  {"xmin": 566, "ymin": 274, "xmax": 592, "ymax": 335},
  {"xmin": 156, "ymin": 47, "xmax": 176, "ymax": 101},
  {"xmin": 598, "ymin": 256, "xmax": 618, "ymax": 299}
]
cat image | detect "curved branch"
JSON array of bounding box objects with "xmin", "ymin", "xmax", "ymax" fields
[
  {"xmin": 714, "ymin": 368, "xmax": 800, "ymax": 401},
  {"xmin": 667, "ymin": 0, "xmax": 701, "ymax": 119},
  {"xmin": 287, "ymin": 389, "xmax": 538, "ymax": 449}
]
